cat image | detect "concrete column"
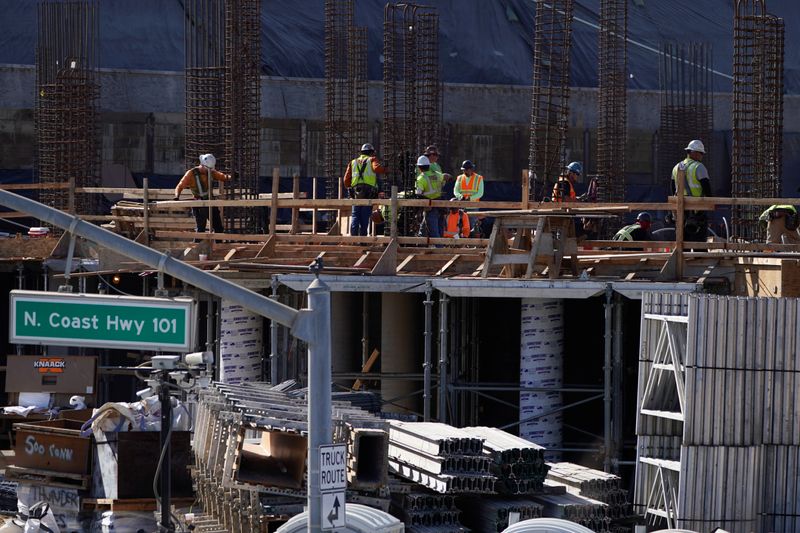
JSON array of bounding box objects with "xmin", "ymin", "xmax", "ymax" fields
[
  {"xmin": 381, "ymin": 293, "xmax": 420, "ymax": 413},
  {"xmin": 331, "ymin": 292, "xmax": 359, "ymax": 385}
]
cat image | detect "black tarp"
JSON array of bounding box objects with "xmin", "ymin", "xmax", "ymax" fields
[{"xmin": 0, "ymin": 0, "xmax": 798, "ymax": 92}]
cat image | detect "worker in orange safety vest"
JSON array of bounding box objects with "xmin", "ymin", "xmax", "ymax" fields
[{"xmin": 443, "ymin": 199, "xmax": 471, "ymax": 239}]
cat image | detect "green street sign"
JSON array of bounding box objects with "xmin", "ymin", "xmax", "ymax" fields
[{"xmin": 10, "ymin": 290, "xmax": 195, "ymax": 352}]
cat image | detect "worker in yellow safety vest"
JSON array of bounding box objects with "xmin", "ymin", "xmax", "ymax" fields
[
  {"xmin": 343, "ymin": 143, "xmax": 388, "ymax": 235},
  {"xmin": 671, "ymin": 139, "xmax": 713, "ymax": 242},
  {"xmin": 415, "ymin": 155, "xmax": 445, "ymax": 238},
  {"xmin": 759, "ymin": 205, "xmax": 800, "ymax": 244}
]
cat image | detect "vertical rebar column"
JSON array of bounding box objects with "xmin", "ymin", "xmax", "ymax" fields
[
  {"xmin": 325, "ymin": 0, "xmax": 354, "ymax": 200},
  {"xmin": 529, "ymin": 0, "xmax": 574, "ymax": 201},
  {"xmin": 185, "ymin": 0, "xmax": 226, "ymax": 173},
  {"xmin": 596, "ymin": 0, "xmax": 627, "ymax": 203},
  {"xmin": 36, "ymin": 0, "xmax": 100, "ymax": 226},
  {"xmin": 383, "ymin": 3, "xmax": 440, "ymax": 198},
  {"xmin": 732, "ymin": 0, "xmax": 765, "ymax": 241},
  {"xmin": 658, "ymin": 42, "xmax": 714, "ymax": 189},
  {"xmin": 224, "ymin": 0, "xmax": 261, "ymax": 232},
  {"xmin": 757, "ymin": 15, "xmax": 784, "ymax": 201}
]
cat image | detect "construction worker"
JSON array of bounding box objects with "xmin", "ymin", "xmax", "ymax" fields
[
  {"xmin": 343, "ymin": 143, "xmax": 388, "ymax": 236},
  {"xmin": 454, "ymin": 160, "xmax": 484, "ymax": 202},
  {"xmin": 671, "ymin": 140, "xmax": 712, "ymax": 242},
  {"xmin": 443, "ymin": 199, "xmax": 471, "ymax": 239},
  {"xmin": 552, "ymin": 161, "xmax": 582, "ymax": 203},
  {"xmin": 174, "ymin": 153, "xmax": 231, "ymax": 234},
  {"xmin": 415, "ymin": 154, "xmax": 445, "ymax": 238},
  {"xmin": 613, "ymin": 212, "xmax": 652, "ymax": 242},
  {"xmin": 759, "ymin": 205, "xmax": 800, "ymax": 244},
  {"xmin": 424, "ymin": 145, "xmax": 443, "ymax": 174}
]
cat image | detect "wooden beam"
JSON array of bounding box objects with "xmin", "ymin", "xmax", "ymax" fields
[
  {"xmin": 352, "ymin": 349, "xmax": 380, "ymax": 391},
  {"xmin": 269, "ymin": 167, "xmax": 280, "ymax": 234},
  {"xmin": 290, "ymin": 174, "xmax": 300, "ymax": 234},
  {"xmin": 255, "ymin": 235, "xmax": 276, "ymax": 259},
  {"xmin": 436, "ymin": 254, "xmax": 461, "ymax": 276},
  {"xmin": 396, "ymin": 254, "xmax": 415, "ymax": 273}
]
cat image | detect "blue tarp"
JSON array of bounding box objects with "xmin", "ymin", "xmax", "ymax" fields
[{"xmin": 0, "ymin": 0, "xmax": 799, "ymax": 93}]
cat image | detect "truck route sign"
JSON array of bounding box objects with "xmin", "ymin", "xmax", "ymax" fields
[{"xmin": 10, "ymin": 290, "xmax": 194, "ymax": 351}]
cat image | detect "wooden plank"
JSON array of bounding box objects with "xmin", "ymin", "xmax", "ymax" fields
[
  {"xmin": 352, "ymin": 349, "xmax": 380, "ymax": 391},
  {"xmin": 435, "ymin": 255, "xmax": 461, "ymax": 276},
  {"xmin": 521, "ymin": 169, "xmax": 530, "ymax": 210},
  {"xmin": 290, "ymin": 174, "xmax": 300, "ymax": 234},
  {"xmin": 255, "ymin": 235, "xmax": 276, "ymax": 259},
  {"xmin": 1, "ymin": 182, "xmax": 69, "ymax": 191},
  {"xmin": 491, "ymin": 253, "xmax": 532, "ymax": 265},
  {"xmin": 269, "ymin": 167, "xmax": 280, "ymax": 234},
  {"xmin": 481, "ymin": 220, "xmax": 502, "ymax": 278},
  {"xmin": 395, "ymin": 254, "xmax": 416, "ymax": 273},
  {"xmin": 525, "ymin": 217, "xmax": 547, "ymax": 278}
]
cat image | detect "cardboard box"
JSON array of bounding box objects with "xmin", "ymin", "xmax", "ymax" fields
[
  {"xmin": 6, "ymin": 356, "xmax": 97, "ymax": 395},
  {"xmin": 13, "ymin": 419, "xmax": 92, "ymax": 475}
]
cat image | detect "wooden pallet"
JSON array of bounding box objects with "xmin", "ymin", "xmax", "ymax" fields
[
  {"xmin": 4, "ymin": 465, "xmax": 90, "ymax": 489},
  {"xmin": 82, "ymin": 497, "xmax": 196, "ymax": 512}
]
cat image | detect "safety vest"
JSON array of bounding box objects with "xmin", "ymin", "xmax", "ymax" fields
[
  {"xmin": 457, "ymin": 173, "xmax": 483, "ymax": 199},
  {"xmin": 443, "ymin": 210, "xmax": 469, "ymax": 238},
  {"xmin": 416, "ymin": 170, "xmax": 444, "ymax": 200},
  {"xmin": 351, "ymin": 155, "xmax": 377, "ymax": 188},
  {"xmin": 613, "ymin": 223, "xmax": 642, "ymax": 242},
  {"xmin": 671, "ymin": 157, "xmax": 704, "ymax": 197},
  {"xmin": 191, "ymin": 168, "xmax": 213, "ymax": 199},
  {"xmin": 552, "ymin": 176, "xmax": 576, "ymax": 202}
]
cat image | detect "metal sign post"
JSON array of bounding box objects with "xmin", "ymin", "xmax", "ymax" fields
[{"xmin": 306, "ymin": 266, "xmax": 334, "ymax": 533}]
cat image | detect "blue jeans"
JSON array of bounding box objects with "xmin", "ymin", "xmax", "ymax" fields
[
  {"xmin": 350, "ymin": 205, "xmax": 372, "ymax": 236},
  {"xmin": 424, "ymin": 207, "xmax": 441, "ymax": 238}
]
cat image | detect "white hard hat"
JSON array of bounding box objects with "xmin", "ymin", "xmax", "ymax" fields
[
  {"xmin": 199, "ymin": 153, "xmax": 217, "ymax": 169},
  {"xmin": 417, "ymin": 155, "xmax": 431, "ymax": 167},
  {"xmin": 685, "ymin": 140, "xmax": 705, "ymax": 154},
  {"xmin": 361, "ymin": 143, "xmax": 375, "ymax": 152}
]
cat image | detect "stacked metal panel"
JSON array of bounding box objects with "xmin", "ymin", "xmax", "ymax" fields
[
  {"xmin": 545, "ymin": 462, "xmax": 630, "ymax": 519},
  {"xmin": 532, "ymin": 489, "xmax": 610, "ymax": 533},
  {"xmin": 391, "ymin": 492, "xmax": 464, "ymax": 531},
  {"xmin": 458, "ymin": 496, "xmax": 543, "ymax": 532},
  {"xmin": 461, "ymin": 426, "xmax": 549, "ymax": 495},
  {"xmin": 635, "ymin": 293, "xmax": 800, "ymax": 533},
  {"xmin": 192, "ymin": 382, "xmax": 389, "ymax": 529},
  {"xmin": 388, "ymin": 421, "xmax": 496, "ymax": 494},
  {"xmin": 519, "ymin": 299, "xmax": 564, "ymax": 459}
]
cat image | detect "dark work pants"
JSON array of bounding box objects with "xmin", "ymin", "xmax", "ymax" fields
[{"xmin": 193, "ymin": 206, "xmax": 224, "ymax": 234}]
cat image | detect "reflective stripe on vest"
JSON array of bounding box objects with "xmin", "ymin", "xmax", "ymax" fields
[
  {"xmin": 613, "ymin": 224, "xmax": 640, "ymax": 242},
  {"xmin": 458, "ymin": 173, "xmax": 483, "ymax": 195},
  {"xmin": 418, "ymin": 171, "xmax": 442, "ymax": 199},
  {"xmin": 192, "ymin": 168, "xmax": 210, "ymax": 199},
  {"xmin": 351, "ymin": 155, "xmax": 377, "ymax": 187},
  {"xmin": 444, "ymin": 210, "xmax": 466, "ymax": 237},
  {"xmin": 671, "ymin": 157, "xmax": 703, "ymax": 197}
]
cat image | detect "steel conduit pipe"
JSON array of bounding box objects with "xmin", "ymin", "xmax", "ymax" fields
[{"xmin": 0, "ymin": 189, "xmax": 306, "ymax": 337}]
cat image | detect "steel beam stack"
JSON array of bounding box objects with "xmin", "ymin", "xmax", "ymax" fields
[
  {"xmin": 461, "ymin": 426, "xmax": 549, "ymax": 495},
  {"xmin": 391, "ymin": 492, "xmax": 463, "ymax": 532},
  {"xmin": 528, "ymin": 0, "xmax": 574, "ymax": 201},
  {"xmin": 635, "ymin": 293, "xmax": 800, "ymax": 532},
  {"xmin": 36, "ymin": 0, "xmax": 100, "ymax": 227},
  {"xmin": 223, "ymin": 0, "xmax": 261, "ymax": 232},
  {"xmin": 458, "ymin": 496, "xmax": 543, "ymax": 532},
  {"xmin": 596, "ymin": 0, "xmax": 627, "ymax": 204},
  {"xmin": 192, "ymin": 382, "xmax": 388, "ymax": 531},
  {"xmin": 657, "ymin": 42, "xmax": 713, "ymax": 197},
  {"xmin": 388, "ymin": 421, "xmax": 496, "ymax": 494},
  {"xmin": 732, "ymin": 0, "xmax": 785, "ymax": 241},
  {"xmin": 383, "ymin": 3, "xmax": 441, "ymax": 198},
  {"xmin": 545, "ymin": 462, "xmax": 629, "ymax": 519},
  {"xmin": 325, "ymin": 0, "xmax": 368, "ymax": 203},
  {"xmin": 532, "ymin": 489, "xmax": 610, "ymax": 532}
]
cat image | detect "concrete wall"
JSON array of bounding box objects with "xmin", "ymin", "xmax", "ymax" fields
[{"xmin": 2, "ymin": 64, "xmax": 799, "ymax": 189}]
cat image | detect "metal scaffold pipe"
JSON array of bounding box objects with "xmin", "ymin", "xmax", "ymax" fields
[{"xmin": 0, "ymin": 189, "xmax": 303, "ymax": 336}]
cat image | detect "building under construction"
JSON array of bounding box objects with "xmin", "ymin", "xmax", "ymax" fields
[{"xmin": 0, "ymin": 1, "xmax": 799, "ymax": 532}]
